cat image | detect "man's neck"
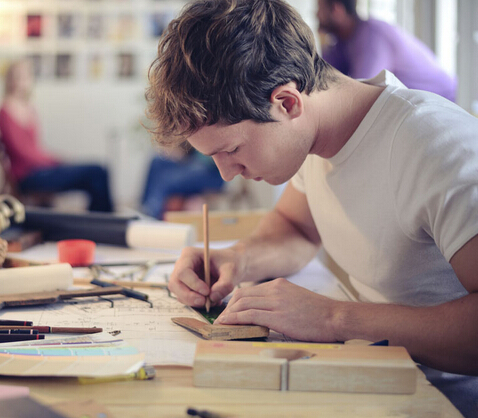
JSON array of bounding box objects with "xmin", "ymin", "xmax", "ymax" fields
[{"xmin": 308, "ymin": 76, "xmax": 384, "ymax": 158}]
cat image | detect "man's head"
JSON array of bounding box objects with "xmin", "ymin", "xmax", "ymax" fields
[
  {"xmin": 317, "ymin": 0, "xmax": 358, "ymax": 34},
  {"xmin": 145, "ymin": 0, "xmax": 336, "ymax": 148}
]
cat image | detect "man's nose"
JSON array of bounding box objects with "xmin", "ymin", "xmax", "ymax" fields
[{"xmin": 213, "ymin": 155, "xmax": 242, "ymax": 182}]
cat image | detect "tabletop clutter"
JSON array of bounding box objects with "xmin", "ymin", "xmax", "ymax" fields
[{"xmin": 0, "ymin": 195, "xmax": 419, "ymax": 409}]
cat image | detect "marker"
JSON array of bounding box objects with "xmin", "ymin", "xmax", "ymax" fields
[
  {"xmin": 0, "ymin": 334, "xmax": 45, "ymax": 343},
  {"xmin": 0, "ymin": 329, "xmax": 39, "ymax": 335},
  {"xmin": 0, "ymin": 320, "xmax": 33, "ymax": 326}
]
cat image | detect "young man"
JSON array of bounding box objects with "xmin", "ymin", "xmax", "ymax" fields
[
  {"xmin": 145, "ymin": 0, "xmax": 477, "ymax": 415},
  {"xmin": 317, "ymin": 0, "xmax": 457, "ymax": 101}
]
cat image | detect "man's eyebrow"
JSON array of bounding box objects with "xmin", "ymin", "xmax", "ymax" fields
[{"xmin": 201, "ymin": 147, "xmax": 224, "ymax": 157}]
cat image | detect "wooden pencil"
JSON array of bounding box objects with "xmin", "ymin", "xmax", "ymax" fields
[{"xmin": 203, "ymin": 203, "xmax": 211, "ymax": 313}]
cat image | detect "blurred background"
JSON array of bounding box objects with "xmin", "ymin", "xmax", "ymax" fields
[{"xmin": 0, "ymin": 0, "xmax": 476, "ymax": 214}]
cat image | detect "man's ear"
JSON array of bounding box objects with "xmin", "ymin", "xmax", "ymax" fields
[{"xmin": 270, "ymin": 83, "xmax": 303, "ymax": 119}]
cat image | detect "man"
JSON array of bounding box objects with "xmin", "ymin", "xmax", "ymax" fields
[
  {"xmin": 317, "ymin": 0, "xmax": 457, "ymax": 101},
  {"xmin": 145, "ymin": 0, "xmax": 477, "ymax": 415}
]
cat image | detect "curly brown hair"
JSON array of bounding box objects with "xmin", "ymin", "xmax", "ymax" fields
[{"xmin": 145, "ymin": 0, "xmax": 337, "ymax": 147}]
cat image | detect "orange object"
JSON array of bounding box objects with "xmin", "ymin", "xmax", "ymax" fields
[{"xmin": 57, "ymin": 239, "xmax": 96, "ymax": 266}]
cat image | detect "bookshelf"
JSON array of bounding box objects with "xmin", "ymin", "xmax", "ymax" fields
[{"xmin": 0, "ymin": 0, "xmax": 186, "ymax": 82}]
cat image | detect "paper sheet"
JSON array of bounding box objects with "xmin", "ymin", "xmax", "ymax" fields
[
  {"xmin": 2, "ymin": 244, "xmax": 351, "ymax": 367},
  {"xmin": 0, "ymin": 333, "xmax": 145, "ymax": 377},
  {"xmin": 0, "ymin": 287, "xmax": 201, "ymax": 366}
]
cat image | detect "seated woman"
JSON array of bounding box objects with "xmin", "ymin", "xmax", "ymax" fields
[
  {"xmin": 141, "ymin": 147, "xmax": 224, "ymax": 219},
  {"xmin": 0, "ymin": 59, "xmax": 113, "ymax": 212}
]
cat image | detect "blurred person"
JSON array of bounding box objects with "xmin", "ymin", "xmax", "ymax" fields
[
  {"xmin": 0, "ymin": 59, "xmax": 114, "ymax": 212},
  {"xmin": 141, "ymin": 146, "xmax": 224, "ymax": 219},
  {"xmin": 317, "ymin": 0, "xmax": 456, "ymax": 101}
]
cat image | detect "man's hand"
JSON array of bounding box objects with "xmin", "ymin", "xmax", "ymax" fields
[
  {"xmin": 214, "ymin": 278, "xmax": 342, "ymax": 342},
  {"xmin": 168, "ymin": 246, "xmax": 246, "ymax": 308}
]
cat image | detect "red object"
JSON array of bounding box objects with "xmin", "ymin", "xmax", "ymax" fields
[{"xmin": 57, "ymin": 239, "xmax": 96, "ymax": 266}]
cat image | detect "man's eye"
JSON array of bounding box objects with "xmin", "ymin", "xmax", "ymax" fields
[{"xmin": 228, "ymin": 147, "xmax": 239, "ymax": 155}]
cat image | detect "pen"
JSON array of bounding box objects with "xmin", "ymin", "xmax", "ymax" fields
[
  {"xmin": 0, "ymin": 319, "xmax": 33, "ymax": 326},
  {"xmin": 203, "ymin": 204, "xmax": 211, "ymax": 313},
  {"xmin": 0, "ymin": 329, "xmax": 39, "ymax": 334},
  {"xmin": 0, "ymin": 334, "xmax": 45, "ymax": 343},
  {"xmin": 0, "ymin": 326, "xmax": 103, "ymax": 334},
  {"xmin": 187, "ymin": 407, "xmax": 225, "ymax": 418}
]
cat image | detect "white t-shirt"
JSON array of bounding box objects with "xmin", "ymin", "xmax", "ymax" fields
[{"xmin": 292, "ymin": 70, "xmax": 478, "ymax": 306}]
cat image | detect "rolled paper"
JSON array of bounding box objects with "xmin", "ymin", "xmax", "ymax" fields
[
  {"xmin": 0, "ymin": 263, "xmax": 73, "ymax": 295},
  {"xmin": 21, "ymin": 208, "xmax": 196, "ymax": 250},
  {"xmin": 125, "ymin": 220, "xmax": 197, "ymax": 250}
]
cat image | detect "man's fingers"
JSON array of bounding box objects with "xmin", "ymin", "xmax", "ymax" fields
[
  {"xmin": 172, "ymin": 280, "xmax": 207, "ymax": 307},
  {"xmin": 214, "ymin": 309, "xmax": 275, "ymax": 329}
]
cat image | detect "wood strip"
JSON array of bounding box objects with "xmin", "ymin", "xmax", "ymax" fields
[{"xmin": 171, "ymin": 317, "xmax": 269, "ymax": 340}]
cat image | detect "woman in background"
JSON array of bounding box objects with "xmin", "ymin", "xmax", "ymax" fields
[{"xmin": 0, "ymin": 59, "xmax": 113, "ymax": 212}]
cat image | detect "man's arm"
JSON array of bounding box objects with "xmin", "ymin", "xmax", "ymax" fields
[
  {"xmin": 334, "ymin": 234, "xmax": 478, "ymax": 374},
  {"xmin": 168, "ymin": 182, "xmax": 321, "ymax": 307},
  {"xmin": 217, "ymin": 234, "xmax": 478, "ymax": 375},
  {"xmin": 229, "ymin": 182, "xmax": 321, "ymax": 283}
]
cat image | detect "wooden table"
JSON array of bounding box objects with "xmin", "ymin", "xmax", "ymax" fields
[{"xmin": 0, "ymin": 365, "xmax": 463, "ymax": 418}]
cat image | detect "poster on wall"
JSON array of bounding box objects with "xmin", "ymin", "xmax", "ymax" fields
[
  {"xmin": 117, "ymin": 52, "xmax": 135, "ymax": 78},
  {"xmin": 56, "ymin": 53, "xmax": 74, "ymax": 79},
  {"xmin": 149, "ymin": 10, "xmax": 176, "ymax": 38},
  {"xmin": 58, "ymin": 13, "xmax": 82, "ymax": 38},
  {"xmin": 87, "ymin": 13, "xmax": 106, "ymax": 39},
  {"xmin": 28, "ymin": 54, "xmax": 54, "ymax": 80},
  {"xmin": 27, "ymin": 14, "xmax": 43, "ymax": 38},
  {"xmin": 87, "ymin": 53, "xmax": 105, "ymax": 80}
]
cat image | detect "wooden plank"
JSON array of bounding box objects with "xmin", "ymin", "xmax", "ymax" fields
[
  {"xmin": 164, "ymin": 209, "xmax": 267, "ymax": 241},
  {"xmin": 193, "ymin": 341, "xmax": 417, "ymax": 394},
  {"xmin": 171, "ymin": 317, "xmax": 269, "ymax": 340}
]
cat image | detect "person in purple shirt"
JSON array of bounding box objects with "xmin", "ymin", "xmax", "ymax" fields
[{"xmin": 317, "ymin": 0, "xmax": 457, "ymax": 101}]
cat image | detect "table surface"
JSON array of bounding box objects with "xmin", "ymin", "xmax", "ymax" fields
[
  {"xmin": 0, "ymin": 243, "xmax": 464, "ymax": 417},
  {"xmin": 0, "ymin": 364, "xmax": 463, "ymax": 418}
]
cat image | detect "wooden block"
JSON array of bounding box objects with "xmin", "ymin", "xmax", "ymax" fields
[
  {"xmin": 193, "ymin": 341, "xmax": 417, "ymax": 394},
  {"xmin": 194, "ymin": 340, "xmax": 287, "ymax": 390},
  {"xmin": 164, "ymin": 209, "xmax": 267, "ymax": 241},
  {"xmin": 288, "ymin": 344, "xmax": 417, "ymax": 394},
  {"xmin": 171, "ymin": 317, "xmax": 269, "ymax": 340}
]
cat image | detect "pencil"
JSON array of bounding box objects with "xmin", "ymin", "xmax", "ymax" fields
[
  {"xmin": 203, "ymin": 203, "xmax": 211, "ymax": 313},
  {"xmin": 0, "ymin": 326, "xmax": 103, "ymax": 334},
  {"xmin": 0, "ymin": 334, "xmax": 45, "ymax": 343}
]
